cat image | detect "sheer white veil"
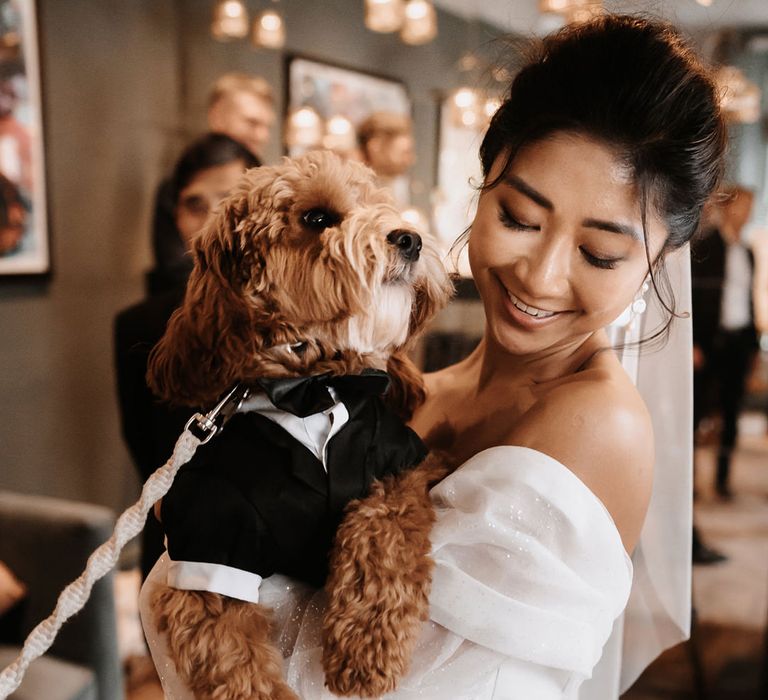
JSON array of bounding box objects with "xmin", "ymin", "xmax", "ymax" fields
[{"xmin": 581, "ymin": 245, "xmax": 693, "ymax": 697}]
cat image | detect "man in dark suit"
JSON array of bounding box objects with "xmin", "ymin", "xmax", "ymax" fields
[{"xmin": 692, "ymin": 186, "xmax": 759, "ymax": 500}]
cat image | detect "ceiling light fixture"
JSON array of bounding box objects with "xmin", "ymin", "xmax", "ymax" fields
[
  {"xmin": 253, "ymin": 5, "xmax": 286, "ymax": 49},
  {"xmin": 400, "ymin": 0, "xmax": 437, "ymax": 45},
  {"xmin": 211, "ymin": 0, "xmax": 249, "ymax": 41},
  {"xmin": 364, "ymin": 0, "xmax": 405, "ymax": 33}
]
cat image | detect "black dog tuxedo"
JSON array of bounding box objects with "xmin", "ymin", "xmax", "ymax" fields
[{"xmin": 160, "ymin": 371, "xmax": 428, "ymax": 598}]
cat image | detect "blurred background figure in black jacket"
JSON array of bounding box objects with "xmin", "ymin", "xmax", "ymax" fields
[
  {"xmin": 114, "ymin": 133, "xmax": 259, "ymax": 581},
  {"xmin": 692, "ymin": 185, "xmax": 760, "ymax": 500}
]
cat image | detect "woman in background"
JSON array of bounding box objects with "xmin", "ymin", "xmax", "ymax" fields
[{"xmin": 114, "ymin": 132, "xmax": 259, "ymax": 581}]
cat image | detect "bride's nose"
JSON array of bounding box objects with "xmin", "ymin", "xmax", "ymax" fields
[{"xmin": 514, "ymin": 235, "xmax": 571, "ymax": 299}]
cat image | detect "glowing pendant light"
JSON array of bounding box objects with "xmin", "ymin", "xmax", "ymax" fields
[
  {"xmin": 364, "ymin": 0, "xmax": 405, "ymax": 33},
  {"xmin": 321, "ymin": 115, "xmax": 356, "ymax": 153},
  {"xmin": 285, "ymin": 106, "xmax": 323, "ymax": 150},
  {"xmin": 448, "ymin": 87, "xmax": 479, "ymax": 128},
  {"xmin": 211, "ymin": 0, "xmax": 249, "ymax": 41},
  {"xmin": 400, "ymin": 0, "xmax": 437, "ymax": 45},
  {"xmin": 253, "ymin": 7, "xmax": 286, "ymax": 49},
  {"xmin": 539, "ymin": 0, "xmax": 603, "ymax": 23}
]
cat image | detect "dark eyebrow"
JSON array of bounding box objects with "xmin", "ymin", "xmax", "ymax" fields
[
  {"xmin": 582, "ymin": 218, "xmax": 640, "ymax": 240},
  {"xmin": 505, "ymin": 174, "xmax": 640, "ymax": 241},
  {"xmin": 504, "ymin": 175, "xmax": 553, "ymax": 211}
]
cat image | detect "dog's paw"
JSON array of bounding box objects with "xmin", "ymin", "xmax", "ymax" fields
[
  {"xmin": 322, "ymin": 566, "xmax": 429, "ymax": 697},
  {"xmin": 320, "ymin": 459, "xmax": 449, "ymax": 697},
  {"xmin": 151, "ymin": 586, "xmax": 299, "ymax": 700}
]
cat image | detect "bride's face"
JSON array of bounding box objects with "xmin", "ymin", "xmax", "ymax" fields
[{"xmin": 469, "ymin": 131, "xmax": 668, "ymax": 358}]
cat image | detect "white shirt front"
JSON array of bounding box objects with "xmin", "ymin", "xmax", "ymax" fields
[
  {"xmin": 721, "ymin": 242, "xmax": 752, "ymax": 331},
  {"xmin": 237, "ymin": 388, "xmax": 350, "ymax": 470}
]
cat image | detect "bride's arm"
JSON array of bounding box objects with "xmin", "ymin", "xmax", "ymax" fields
[{"xmin": 283, "ymin": 444, "xmax": 633, "ymax": 699}]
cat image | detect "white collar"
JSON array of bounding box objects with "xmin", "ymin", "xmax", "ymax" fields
[{"xmin": 238, "ymin": 389, "xmax": 349, "ymax": 471}]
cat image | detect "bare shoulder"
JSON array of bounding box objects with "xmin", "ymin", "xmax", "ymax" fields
[{"xmin": 508, "ymin": 354, "xmax": 654, "ymax": 553}]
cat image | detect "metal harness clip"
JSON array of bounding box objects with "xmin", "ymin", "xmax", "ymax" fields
[{"xmin": 185, "ymin": 384, "xmax": 251, "ymax": 445}]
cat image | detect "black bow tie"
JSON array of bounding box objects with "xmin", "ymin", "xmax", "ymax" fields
[{"xmin": 255, "ymin": 369, "xmax": 391, "ymax": 417}]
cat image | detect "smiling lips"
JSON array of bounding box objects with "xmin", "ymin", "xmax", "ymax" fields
[{"xmin": 505, "ymin": 289, "xmax": 560, "ymax": 319}]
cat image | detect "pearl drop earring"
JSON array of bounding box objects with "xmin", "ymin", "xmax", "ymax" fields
[{"xmin": 631, "ymin": 278, "xmax": 651, "ymax": 316}]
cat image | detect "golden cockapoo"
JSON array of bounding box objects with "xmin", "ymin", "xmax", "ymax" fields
[{"xmin": 146, "ymin": 150, "xmax": 453, "ymax": 699}]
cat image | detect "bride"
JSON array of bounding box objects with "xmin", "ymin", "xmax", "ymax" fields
[{"xmin": 142, "ymin": 13, "xmax": 726, "ymax": 700}]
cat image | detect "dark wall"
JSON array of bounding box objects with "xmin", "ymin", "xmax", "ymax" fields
[
  {"xmin": 0, "ymin": 0, "xmax": 505, "ymax": 510},
  {"xmin": 0, "ymin": 0, "xmax": 180, "ymax": 509}
]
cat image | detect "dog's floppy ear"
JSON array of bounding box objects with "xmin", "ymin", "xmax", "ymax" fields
[
  {"xmin": 148, "ymin": 219, "xmax": 268, "ymax": 408},
  {"xmin": 385, "ymin": 351, "xmax": 425, "ymax": 421}
]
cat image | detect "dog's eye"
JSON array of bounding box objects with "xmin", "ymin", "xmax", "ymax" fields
[{"xmin": 301, "ymin": 208, "xmax": 340, "ymax": 231}]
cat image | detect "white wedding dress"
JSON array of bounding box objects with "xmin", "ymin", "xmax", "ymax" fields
[
  {"xmin": 141, "ymin": 446, "xmax": 632, "ymax": 700},
  {"xmin": 140, "ymin": 248, "xmax": 693, "ymax": 700}
]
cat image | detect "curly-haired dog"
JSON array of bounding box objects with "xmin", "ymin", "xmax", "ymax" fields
[{"xmin": 145, "ymin": 150, "xmax": 453, "ymax": 699}]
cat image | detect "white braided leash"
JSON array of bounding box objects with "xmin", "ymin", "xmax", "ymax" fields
[{"xmin": 0, "ymin": 429, "xmax": 201, "ymax": 699}]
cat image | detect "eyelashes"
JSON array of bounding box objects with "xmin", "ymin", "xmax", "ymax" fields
[
  {"xmin": 578, "ymin": 247, "xmax": 620, "ymax": 270},
  {"xmin": 498, "ymin": 206, "xmax": 538, "ymax": 231},
  {"xmin": 497, "ymin": 206, "xmax": 623, "ymax": 270}
]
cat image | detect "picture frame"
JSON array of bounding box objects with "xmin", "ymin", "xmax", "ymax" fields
[
  {"xmin": 285, "ymin": 56, "xmax": 413, "ymax": 213},
  {"xmin": 432, "ymin": 94, "xmax": 484, "ymax": 277},
  {"xmin": 0, "ymin": 0, "xmax": 49, "ymax": 277}
]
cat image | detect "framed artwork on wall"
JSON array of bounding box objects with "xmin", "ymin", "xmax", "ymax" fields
[
  {"xmin": 285, "ymin": 55, "xmax": 411, "ymax": 161},
  {"xmin": 432, "ymin": 94, "xmax": 484, "ymax": 277},
  {"xmin": 0, "ymin": 0, "xmax": 49, "ymax": 277}
]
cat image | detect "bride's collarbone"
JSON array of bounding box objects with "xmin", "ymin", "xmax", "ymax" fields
[
  {"xmin": 420, "ymin": 362, "xmax": 632, "ymax": 462},
  {"xmin": 418, "ymin": 386, "xmax": 539, "ymax": 460}
]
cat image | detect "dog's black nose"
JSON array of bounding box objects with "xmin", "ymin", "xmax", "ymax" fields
[{"xmin": 387, "ymin": 229, "xmax": 422, "ymax": 262}]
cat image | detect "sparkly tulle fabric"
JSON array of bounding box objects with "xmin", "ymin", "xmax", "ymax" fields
[{"xmin": 140, "ymin": 445, "xmax": 633, "ymax": 700}]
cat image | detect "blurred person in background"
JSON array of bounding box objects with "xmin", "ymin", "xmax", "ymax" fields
[
  {"xmin": 356, "ymin": 110, "xmax": 414, "ymax": 208},
  {"xmin": 692, "ymin": 185, "xmax": 763, "ymax": 499},
  {"xmin": 206, "ymin": 73, "xmax": 275, "ymax": 160},
  {"xmin": 148, "ymin": 73, "xmax": 275, "ymax": 295},
  {"xmin": 115, "ymin": 132, "xmax": 259, "ymax": 581}
]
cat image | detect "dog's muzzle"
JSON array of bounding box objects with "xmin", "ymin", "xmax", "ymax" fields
[{"xmin": 387, "ymin": 229, "xmax": 422, "ymax": 262}]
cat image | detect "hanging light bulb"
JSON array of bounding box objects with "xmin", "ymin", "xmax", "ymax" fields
[
  {"xmin": 364, "ymin": 0, "xmax": 405, "ymax": 33},
  {"xmin": 538, "ymin": 0, "xmax": 602, "ymax": 22},
  {"xmin": 400, "ymin": 0, "xmax": 437, "ymax": 45},
  {"xmin": 322, "ymin": 115, "xmax": 356, "ymax": 153},
  {"xmin": 285, "ymin": 106, "xmax": 324, "ymax": 150},
  {"xmin": 457, "ymin": 51, "xmax": 480, "ymax": 73},
  {"xmin": 449, "ymin": 87, "xmax": 480, "ymax": 129},
  {"xmin": 211, "ymin": 0, "xmax": 249, "ymax": 41},
  {"xmin": 253, "ymin": 7, "xmax": 286, "ymax": 49},
  {"xmin": 539, "ymin": 0, "xmax": 571, "ymax": 11},
  {"xmin": 453, "ymin": 88, "xmax": 477, "ymax": 110},
  {"xmin": 483, "ymin": 96, "xmax": 501, "ymax": 121}
]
